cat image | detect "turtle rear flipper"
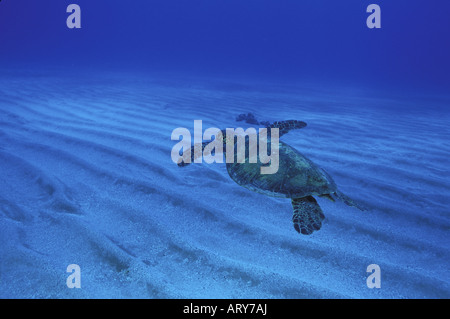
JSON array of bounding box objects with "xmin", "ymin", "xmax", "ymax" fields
[
  {"xmin": 291, "ymin": 196, "xmax": 325, "ymax": 235},
  {"xmin": 267, "ymin": 120, "xmax": 307, "ymax": 137}
]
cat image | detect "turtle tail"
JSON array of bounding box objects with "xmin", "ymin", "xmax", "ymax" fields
[
  {"xmin": 291, "ymin": 196, "xmax": 325, "ymax": 235},
  {"xmin": 334, "ymin": 191, "xmax": 366, "ymax": 211}
]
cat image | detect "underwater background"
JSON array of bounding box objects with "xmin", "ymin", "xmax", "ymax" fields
[{"xmin": 0, "ymin": 0, "xmax": 449, "ymax": 298}]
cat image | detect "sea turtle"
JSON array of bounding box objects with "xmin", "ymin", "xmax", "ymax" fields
[{"xmin": 178, "ymin": 119, "xmax": 363, "ymax": 235}]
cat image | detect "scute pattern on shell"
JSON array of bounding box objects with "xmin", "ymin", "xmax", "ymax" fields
[{"xmin": 226, "ymin": 140, "xmax": 337, "ymax": 198}]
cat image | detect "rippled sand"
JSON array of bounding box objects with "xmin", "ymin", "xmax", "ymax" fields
[{"xmin": 0, "ymin": 72, "xmax": 449, "ymax": 298}]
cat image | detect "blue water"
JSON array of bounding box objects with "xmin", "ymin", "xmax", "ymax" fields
[{"xmin": 0, "ymin": 1, "xmax": 449, "ymax": 298}]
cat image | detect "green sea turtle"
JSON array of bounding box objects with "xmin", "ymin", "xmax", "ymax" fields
[{"xmin": 178, "ymin": 120, "xmax": 363, "ymax": 235}]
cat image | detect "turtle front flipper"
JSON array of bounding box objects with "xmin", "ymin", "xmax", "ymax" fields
[
  {"xmin": 291, "ymin": 196, "xmax": 325, "ymax": 235},
  {"xmin": 267, "ymin": 120, "xmax": 307, "ymax": 137},
  {"xmin": 177, "ymin": 141, "xmax": 209, "ymax": 167}
]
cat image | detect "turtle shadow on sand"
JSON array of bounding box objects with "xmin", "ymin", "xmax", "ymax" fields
[{"xmin": 178, "ymin": 113, "xmax": 365, "ymax": 235}]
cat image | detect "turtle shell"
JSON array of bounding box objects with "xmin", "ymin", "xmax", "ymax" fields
[{"xmin": 226, "ymin": 140, "xmax": 337, "ymax": 198}]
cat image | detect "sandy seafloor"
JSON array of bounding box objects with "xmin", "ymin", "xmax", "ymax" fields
[{"xmin": 0, "ymin": 71, "xmax": 449, "ymax": 298}]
